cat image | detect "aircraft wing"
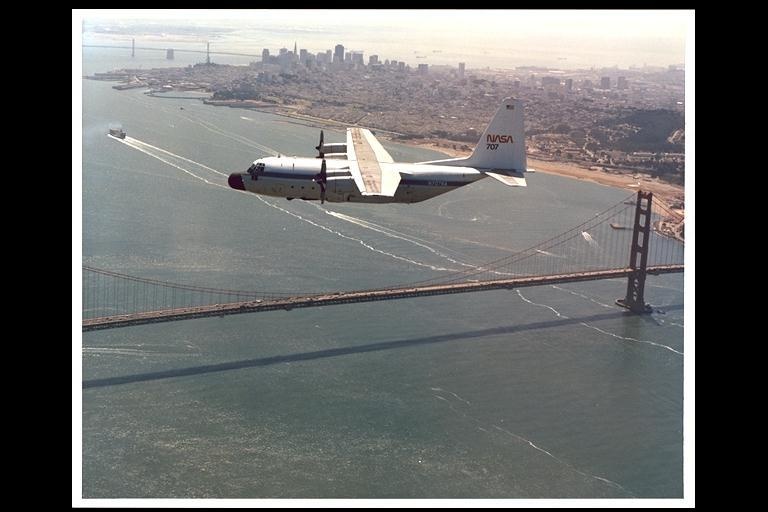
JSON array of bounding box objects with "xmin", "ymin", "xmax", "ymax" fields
[
  {"xmin": 484, "ymin": 170, "xmax": 527, "ymax": 187},
  {"xmin": 346, "ymin": 127, "xmax": 400, "ymax": 196}
]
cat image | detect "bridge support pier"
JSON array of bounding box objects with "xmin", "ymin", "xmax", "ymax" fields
[{"xmin": 617, "ymin": 191, "xmax": 653, "ymax": 314}]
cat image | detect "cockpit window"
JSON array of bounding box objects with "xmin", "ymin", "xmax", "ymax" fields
[{"xmin": 247, "ymin": 162, "xmax": 266, "ymax": 178}]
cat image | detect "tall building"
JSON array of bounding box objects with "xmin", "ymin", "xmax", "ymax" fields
[
  {"xmin": 458, "ymin": 62, "xmax": 465, "ymax": 79},
  {"xmin": 262, "ymin": 48, "xmax": 269, "ymax": 63},
  {"xmin": 299, "ymin": 49, "xmax": 308, "ymax": 64},
  {"xmin": 369, "ymin": 54, "xmax": 379, "ymax": 66},
  {"xmin": 617, "ymin": 76, "xmax": 628, "ymax": 90},
  {"xmin": 334, "ymin": 44, "xmax": 344, "ymax": 64},
  {"xmin": 600, "ymin": 76, "xmax": 610, "ymax": 89},
  {"xmin": 417, "ymin": 63, "xmax": 429, "ymax": 75},
  {"xmin": 565, "ymin": 78, "xmax": 573, "ymax": 91},
  {"xmin": 294, "ymin": 41, "xmax": 297, "ymax": 56}
]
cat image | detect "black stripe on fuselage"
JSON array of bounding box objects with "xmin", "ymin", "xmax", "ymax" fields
[
  {"xmin": 399, "ymin": 178, "xmax": 473, "ymax": 187},
  {"xmin": 258, "ymin": 171, "xmax": 471, "ymax": 187},
  {"xmin": 260, "ymin": 171, "xmax": 351, "ymax": 180}
]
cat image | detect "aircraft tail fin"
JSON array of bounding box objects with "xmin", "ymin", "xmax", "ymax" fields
[{"xmin": 463, "ymin": 97, "xmax": 527, "ymax": 172}]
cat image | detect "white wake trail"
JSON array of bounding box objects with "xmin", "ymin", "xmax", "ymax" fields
[
  {"xmin": 127, "ymin": 137, "xmax": 225, "ymax": 175},
  {"xmin": 492, "ymin": 426, "xmax": 635, "ymax": 496},
  {"xmin": 320, "ymin": 208, "xmax": 517, "ymax": 277},
  {"xmin": 83, "ymin": 347, "xmax": 154, "ymax": 357},
  {"xmin": 254, "ymin": 197, "xmax": 456, "ymax": 272},
  {"xmin": 551, "ymin": 285, "xmax": 615, "ymax": 310},
  {"xmin": 429, "ymin": 384, "xmax": 634, "ymax": 497},
  {"xmin": 119, "ymin": 138, "xmax": 228, "ymax": 189},
  {"xmin": 325, "ymin": 210, "xmax": 475, "ymax": 265},
  {"xmin": 515, "ymin": 290, "xmax": 682, "ymax": 356},
  {"xmin": 581, "ymin": 323, "xmax": 684, "ymax": 355},
  {"xmin": 430, "ymin": 387, "xmax": 471, "ymax": 405},
  {"xmin": 515, "ymin": 289, "xmax": 567, "ymax": 318},
  {"xmin": 536, "ymin": 249, "xmax": 566, "ymax": 258},
  {"xmin": 178, "ymin": 113, "xmax": 280, "ymax": 156}
]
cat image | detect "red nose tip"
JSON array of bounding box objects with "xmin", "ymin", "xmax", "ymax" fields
[{"xmin": 228, "ymin": 173, "xmax": 245, "ymax": 191}]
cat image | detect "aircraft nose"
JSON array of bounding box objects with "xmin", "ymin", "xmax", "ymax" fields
[{"xmin": 228, "ymin": 173, "xmax": 246, "ymax": 191}]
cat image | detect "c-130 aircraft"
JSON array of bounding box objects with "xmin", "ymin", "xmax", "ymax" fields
[{"xmin": 228, "ymin": 97, "xmax": 530, "ymax": 204}]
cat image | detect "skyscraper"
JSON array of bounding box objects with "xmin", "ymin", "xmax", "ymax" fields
[
  {"xmin": 617, "ymin": 76, "xmax": 628, "ymax": 90},
  {"xmin": 600, "ymin": 76, "xmax": 610, "ymax": 89},
  {"xmin": 262, "ymin": 48, "xmax": 269, "ymax": 63},
  {"xmin": 458, "ymin": 62, "xmax": 465, "ymax": 79},
  {"xmin": 334, "ymin": 44, "xmax": 344, "ymax": 64}
]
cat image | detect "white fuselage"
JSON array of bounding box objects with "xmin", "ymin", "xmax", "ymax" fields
[{"xmin": 241, "ymin": 156, "xmax": 485, "ymax": 203}]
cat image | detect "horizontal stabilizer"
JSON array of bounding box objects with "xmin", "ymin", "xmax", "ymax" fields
[{"xmin": 484, "ymin": 171, "xmax": 527, "ymax": 187}]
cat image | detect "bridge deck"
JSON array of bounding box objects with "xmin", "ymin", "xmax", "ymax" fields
[{"xmin": 83, "ymin": 265, "xmax": 683, "ymax": 332}]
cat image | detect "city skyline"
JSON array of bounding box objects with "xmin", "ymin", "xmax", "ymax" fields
[{"xmin": 79, "ymin": 9, "xmax": 692, "ymax": 71}]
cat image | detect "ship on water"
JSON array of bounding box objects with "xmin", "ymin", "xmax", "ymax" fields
[{"xmin": 108, "ymin": 127, "xmax": 126, "ymax": 139}]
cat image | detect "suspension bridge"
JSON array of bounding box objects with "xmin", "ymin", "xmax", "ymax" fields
[{"xmin": 82, "ymin": 191, "xmax": 684, "ymax": 332}]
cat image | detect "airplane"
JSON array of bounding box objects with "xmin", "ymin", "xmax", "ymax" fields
[{"xmin": 228, "ymin": 96, "xmax": 529, "ymax": 204}]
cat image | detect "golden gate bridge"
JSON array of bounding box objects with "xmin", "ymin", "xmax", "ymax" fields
[{"xmin": 82, "ymin": 191, "xmax": 684, "ymax": 332}]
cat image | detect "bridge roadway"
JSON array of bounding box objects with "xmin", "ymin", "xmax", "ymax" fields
[{"xmin": 82, "ymin": 265, "xmax": 683, "ymax": 332}]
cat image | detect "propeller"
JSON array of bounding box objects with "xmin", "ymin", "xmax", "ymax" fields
[
  {"xmin": 314, "ymin": 158, "xmax": 327, "ymax": 204},
  {"xmin": 315, "ymin": 130, "xmax": 324, "ymax": 158}
]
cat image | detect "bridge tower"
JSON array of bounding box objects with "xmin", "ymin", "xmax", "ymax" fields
[{"xmin": 617, "ymin": 190, "xmax": 653, "ymax": 313}]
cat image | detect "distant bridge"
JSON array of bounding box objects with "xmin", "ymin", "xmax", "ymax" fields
[
  {"xmin": 82, "ymin": 192, "xmax": 684, "ymax": 332},
  {"xmin": 83, "ymin": 43, "xmax": 261, "ymax": 59}
]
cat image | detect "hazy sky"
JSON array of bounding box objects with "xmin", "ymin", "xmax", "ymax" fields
[{"xmin": 78, "ymin": 10, "xmax": 691, "ymax": 70}]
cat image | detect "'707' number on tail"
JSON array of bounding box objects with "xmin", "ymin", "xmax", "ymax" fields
[{"xmin": 485, "ymin": 134, "xmax": 514, "ymax": 150}]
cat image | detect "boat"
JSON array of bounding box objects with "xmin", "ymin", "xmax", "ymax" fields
[
  {"xmin": 108, "ymin": 127, "xmax": 126, "ymax": 139},
  {"xmin": 610, "ymin": 223, "xmax": 629, "ymax": 230}
]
